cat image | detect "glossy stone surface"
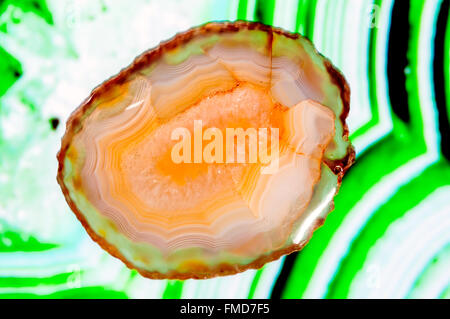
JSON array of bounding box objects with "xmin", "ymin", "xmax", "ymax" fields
[{"xmin": 57, "ymin": 22, "xmax": 354, "ymax": 279}]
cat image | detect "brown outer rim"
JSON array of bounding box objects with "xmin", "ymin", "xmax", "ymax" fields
[{"xmin": 56, "ymin": 21, "xmax": 355, "ymax": 280}]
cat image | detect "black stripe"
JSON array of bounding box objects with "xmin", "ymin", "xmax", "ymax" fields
[
  {"xmin": 254, "ymin": 0, "xmax": 265, "ymax": 23},
  {"xmin": 387, "ymin": 0, "xmax": 411, "ymax": 123},
  {"xmin": 433, "ymin": 0, "xmax": 450, "ymax": 160},
  {"xmin": 270, "ymin": 253, "xmax": 297, "ymax": 299},
  {"xmin": 254, "ymin": 0, "xmax": 275, "ymax": 25}
]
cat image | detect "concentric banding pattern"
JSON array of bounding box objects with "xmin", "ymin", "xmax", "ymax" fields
[
  {"xmin": 57, "ymin": 22, "xmax": 353, "ymax": 278},
  {"xmin": 0, "ymin": 0, "xmax": 449, "ymax": 298}
]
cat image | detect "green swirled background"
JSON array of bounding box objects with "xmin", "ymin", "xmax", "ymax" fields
[{"xmin": 0, "ymin": 0, "xmax": 449, "ymax": 299}]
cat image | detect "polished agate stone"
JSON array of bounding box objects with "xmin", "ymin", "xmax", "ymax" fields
[{"xmin": 57, "ymin": 22, "xmax": 354, "ymax": 279}]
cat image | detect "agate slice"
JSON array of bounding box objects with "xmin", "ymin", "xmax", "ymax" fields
[{"xmin": 57, "ymin": 22, "xmax": 354, "ymax": 279}]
